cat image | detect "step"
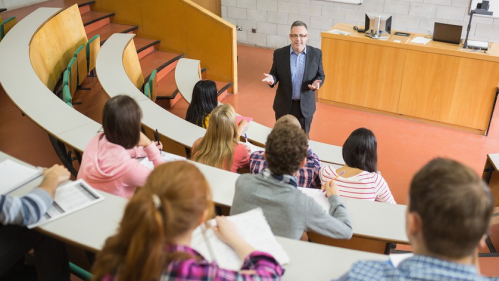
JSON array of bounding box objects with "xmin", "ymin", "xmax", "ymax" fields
[
  {"xmin": 134, "ymin": 37, "xmax": 160, "ymax": 58},
  {"xmin": 156, "ymin": 71, "xmax": 182, "ymax": 108},
  {"xmin": 139, "ymin": 50, "xmax": 183, "ymax": 81},
  {"xmin": 82, "ymin": 11, "xmax": 114, "ymax": 34},
  {"xmin": 78, "ymin": 1, "xmax": 95, "ymax": 14},
  {"xmin": 86, "ymin": 23, "xmax": 138, "ymax": 45}
]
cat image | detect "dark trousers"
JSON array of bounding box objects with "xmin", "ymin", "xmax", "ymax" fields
[
  {"xmin": 276, "ymin": 100, "xmax": 313, "ymax": 134},
  {"xmin": 0, "ymin": 225, "xmax": 69, "ymax": 281}
]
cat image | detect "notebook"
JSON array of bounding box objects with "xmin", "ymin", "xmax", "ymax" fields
[
  {"xmin": 0, "ymin": 159, "xmax": 42, "ymax": 195},
  {"xmin": 433, "ymin": 22, "xmax": 462, "ymax": 44}
]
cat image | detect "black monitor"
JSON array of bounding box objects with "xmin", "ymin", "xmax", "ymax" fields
[{"xmin": 365, "ymin": 13, "xmax": 392, "ymax": 39}]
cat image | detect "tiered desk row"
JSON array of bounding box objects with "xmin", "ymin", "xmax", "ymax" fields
[{"xmin": 0, "ymin": 6, "xmax": 412, "ymax": 280}]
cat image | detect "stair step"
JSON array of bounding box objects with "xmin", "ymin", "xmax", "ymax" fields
[
  {"xmin": 86, "ymin": 23, "xmax": 138, "ymax": 44},
  {"xmin": 139, "ymin": 50, "xmax": 183, "ymax": 80},
  {"xmin": 156, "ymin": 70, "xmax": 177, "ymax": 98},
  {"xmin": 134, "ymin": 37, "xmax": 160, "ymax": 58},
  {"xmin": 78, "ymin": 1, "xmax": 95, "ymax": 14},
  {"xmin": 82, "ymin": 11, "xmax": 114, "ymax": 34},
  {"xmin": 81, "ymin": 11, "xmax": 114, "ymax": 26}
]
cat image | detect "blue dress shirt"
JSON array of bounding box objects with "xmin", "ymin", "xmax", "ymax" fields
[{"xmin": 290, "ymin": 46, "xmax": 306, "ymax": 100}]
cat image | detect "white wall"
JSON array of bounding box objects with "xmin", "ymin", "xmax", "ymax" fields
[
  {"xmin": 0, "ymin": 0, "xmax": 47, "ymax": 10},
  {"xmin": 221, "ymin": 0, "xmax": 499, "ymax": 49}
]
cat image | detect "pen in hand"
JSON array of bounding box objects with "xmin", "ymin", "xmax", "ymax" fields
[
  {"xmin": 244, "ymin": 133, "xmax": 248, "ymax": 143},
  {"xmin": 154, "ymin": 129, "xmax": 161, "ymax": 152},
  {"xmin": 321, "ymin": 170, "xmax": 345, "ymax": 197}
]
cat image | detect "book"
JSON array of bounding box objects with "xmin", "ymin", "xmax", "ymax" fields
[
  {"xmin": 0, "ymin": 159, "xmax": 42, "ymax": 195},
  {"xmin": 28, "ymin": 179, "xmax": 104, "ymax": 228},
  {"xmin": 139, "ymin": 151, "xmax": 186, "ymax": 170},
  {"xmin": 298, "ymin": 187, "xmax": 330, "ymax": 213},
  {"xmin": 190, "ymin": 208, "xmax": 290, "ymax": 271}
]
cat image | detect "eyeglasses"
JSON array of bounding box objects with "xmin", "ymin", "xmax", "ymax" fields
[{"xmin": 290, "ymin": 34, "xmax": 308, "ymax": 38}]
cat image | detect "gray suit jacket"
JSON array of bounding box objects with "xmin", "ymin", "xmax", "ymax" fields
[{"xmin": 269, "ymin": 45, "xmax": 325, "ymax": 118}]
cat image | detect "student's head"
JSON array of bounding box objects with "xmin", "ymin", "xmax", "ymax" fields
[
  {"xmin": 289, "ymin": 21, "xmax": 309, "ymax": 53},
  {"xmin": 102, "ymin": 95, "xmax": 142, "ymax": 149},
  {"xmin": 265, "ymin": 125, "xmax": 308, "ymax": 175},
  {"xmin": 186, "ymin": 80, "xmax": 218, "ymax": 127},
  {"xmin": 342, "ymin": 128, "xmax": 377, "ymax": 173},
  {"xmin": 408, "ymin": 158, "xmax": 494, "ymax": 260},
  {"xmin": 192, "ymin": 104, "xmax": 238, "ymax": 170},
  {"xmin": 92, "ymin": 162, "xmax": 213, "ymax": 281},
  {"xmin": 274, "ymin": 114, "xmax": 301, "ymax": 129}
]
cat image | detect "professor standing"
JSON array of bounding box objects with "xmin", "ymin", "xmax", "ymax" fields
[{"xmin": 262, "ymin": 21, "xmax": 325, "ymax": 134}]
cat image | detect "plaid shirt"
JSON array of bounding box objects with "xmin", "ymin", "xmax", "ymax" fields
[
  {"xmin": 334, "ymin": 255, "xmax": 497, "ymax": 281},
  {"xmin": 103, "ymin": 245, "xmax": 283, "ymax": 281},
  {"xmin": 250, "ymin": 147, "xmax": 321, "ymax": 188}
]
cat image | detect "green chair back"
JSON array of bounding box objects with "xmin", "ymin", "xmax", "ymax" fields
[
  {"xmin": 144, "ymin": 82, "xmax": 151, "ymax": 99},
  {"xmin": 86, "ymin": 35, "xmax": 100, "ymax": 72},
  {"xmin": 63, "ymin": 69, "xmax": 70, "ymax": 89},
  {"xmin": 0, "ymin": 16, "xmax": 16, "ymax": 40},
  {"xmin": 62, "ymin": 85, "xmax": 73, "ymax": 107},
  {"xmin": 148, "ymin": 69, "xmax": 157, "ymax": 102}
]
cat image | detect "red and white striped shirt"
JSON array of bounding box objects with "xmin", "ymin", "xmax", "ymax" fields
[{"xmin": 320, "ymin": 166, "xmax": 396, "ymax": 204}]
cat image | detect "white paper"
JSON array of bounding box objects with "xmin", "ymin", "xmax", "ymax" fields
[
  {"xmin": 139, "ymin": 151, "xmax": 186, "ymax": 170},
  {"xmin": 28, "ymin": 179, "xmax": 104, "ymax": 228},
  {"xmin": 243, "ymin": 141, "xmax": 264, "ymax": 154},
  {"xmin": 298, "ymin": 187, "xmax": 330, "ymax": 213},
  {"xmin": 190, "ymin": 208, "xmax": 290, "ymax": 271},
  {"xmin": 389, "ymin": 253, "xmax": 413, "ymax": 268},
  {"xmin": 327, "ymin": 29, "xmax": 351, "ymax": 36},
  {"xmin": 410, "ymin": 36, "xmax": 431, "ymax": 44},
  {"xmin": 0, "ymin": 159, "xmax": 42, "ymax": 195}
]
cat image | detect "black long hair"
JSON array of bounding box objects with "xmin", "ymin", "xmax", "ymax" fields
[
  {"xmin": 342, "ymin": 128, "xmax": 377, "ymax": 173},
  {"xmin": 185, "ymin": 80, "xmax": 218, "ymax": 128}
]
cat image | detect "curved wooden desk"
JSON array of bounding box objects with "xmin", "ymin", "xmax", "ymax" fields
[
  {"xmin": 2, "ymin": 150, "xmax": 388, "ymax": 280},
  {"xmin": 0, "ymin": 8, "xmax": 100, "ymax": 152}
]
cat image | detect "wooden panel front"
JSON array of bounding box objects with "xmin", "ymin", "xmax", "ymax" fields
[
  {"xmin": 307, "ymin": 232, "xmax": 389, "ymax": 254},
  {"xmin": 320, "ymin": 38, "xmax": 406, "ymax": 113},
  {"xmin": 191, "ymin": 0, "xmax": 221, "ymax": 16},
  {"xmin": 398, "ymin": 50, "xmax": 499, "ymax": 131},
  {"xmin": 122, "ymin": 40, "xmax": 144, "ymax": 89}
]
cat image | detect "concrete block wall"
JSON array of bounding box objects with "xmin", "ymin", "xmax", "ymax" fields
[
  {"xmin": 222, "ymin": 0, "xmax": 499, "ymax": 49},
  {"xmin": 0, "ymin": 0, "xmax": 47, "ymax": 10}
]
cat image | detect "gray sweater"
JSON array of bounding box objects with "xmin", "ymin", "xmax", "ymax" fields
[{"xmin": 230, "ymin": 174, "xmax": 353, "ymax": 240}]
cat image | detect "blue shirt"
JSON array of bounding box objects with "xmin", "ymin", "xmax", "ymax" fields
[
  {"xmin": 290, "ymin": 45, "xmax": 306, "ymax": 100},
  {"xmin": 334, "ymin": 255, "xmax": 497, "ymax": 281},
  {"xmin": 0, "ymin": 188, "xmax": 53, "ymax": 226}
]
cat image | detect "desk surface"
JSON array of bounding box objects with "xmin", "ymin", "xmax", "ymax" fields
[
  {"xmin": 0, "ymin": 8, "xmax": 100, "ymax": 152},
  {"xmin": 2, "ymin": 151, "xmax": 387, "ymax": 280},
  {"xmin": 324, "ymin": 23, "xmax": 499, "ymax": 62}
]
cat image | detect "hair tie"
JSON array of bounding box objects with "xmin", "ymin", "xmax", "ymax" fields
[{"xmin": 151, "ymin": 194, "xmax": 161, "ymax": 209}]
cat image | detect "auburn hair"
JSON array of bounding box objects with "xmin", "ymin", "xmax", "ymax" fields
[{"xmin": 92, "ymin": 162, "xmax": 214, "ymax": 281}]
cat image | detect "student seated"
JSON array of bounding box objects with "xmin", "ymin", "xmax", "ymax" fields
[
  {"xmin": 250, "ymin": 114, "xmax": 321, "ymax": 188},
  {"xmin": 185, "ymin": 80, "xmax": 218, "ymax": 129},
  {"xmin": 192, "ymin": 104, "xmax": 249, "ymax": 172},
  {"xmin": 335, "ymin": 158, "xmax": 495, "ymax": 281},
  {"xmin": 320, "ymin": 128, "xmax": 396, "ymax": 204},
  {"xmin": 92, "ymin": 162, "xmax": 284, "ymax": 280},
  {"xmin": 230, "ymin": 124, "xmax": 353, "ymax": 240},
  {"xmin": 0, "ymin": 165, "xmax": 70, "ymax": 281},
  {"xmin": 78, "ymin": 95, "xmax": 164, "ymax": 198}
]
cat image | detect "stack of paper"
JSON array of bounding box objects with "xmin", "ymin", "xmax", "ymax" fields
[
  {"xmin": 0, "ymin": 159, "xmax": 42, "ymax": 194},
  {"xmin": 139, "ymin": 151, "xmax": 186, "ymax": 170},
  {"xmin": 410, "ymin": 36, "xmax": 431, "ymax": 44},
  {"xmin": 29, "ymin": 179, "xmax": 104, "ymax": 228},
  {"xmin": 190, "ymin": 208, "xmax": 290, "ymax": 271},
  {"xmin": 327, "ymin": 29, "xmax": 351, "ymax": 36}
]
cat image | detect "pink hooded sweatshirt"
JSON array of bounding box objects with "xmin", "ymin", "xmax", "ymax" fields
[{"xmin": 77, "ymin": 133, "xmax": 164, "ymax": 198}]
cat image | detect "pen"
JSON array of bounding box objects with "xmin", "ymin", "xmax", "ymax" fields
[{"xmin": 154, "ymin": 129, "xmax": 161, "ymax": 151}]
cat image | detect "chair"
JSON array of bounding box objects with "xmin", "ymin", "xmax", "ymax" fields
[
  {"xmin": 62, "ymin": 84, "xmax": 73, "ymax": 107},
  {"xmin": 63, "ymin": 69, "xmax": 70, "ymax": 89},
  {"xmin": 148, "ymin": 69, "xmax": 157, "ymax": 102},
  {"xmin": 86, "ymin": 35, "xmax": 100, "ymax": 76},
  {"xmin": 144, "ymin": 82, "xmax": 151, "ymax": 99},
  {"xmin": 67, "ymin": 57, "xmax": 77, "ymax": 96},
  {"xmin": 69, "ymin": 262, "xmax": 92, "ymax": 281},
  {"xmin": 73, "ymin": 44, "xmax": 88, "ymax": 87},
  {"xmin": 0, "ymin": 16, "xmax": 16, "ymax": 41}
]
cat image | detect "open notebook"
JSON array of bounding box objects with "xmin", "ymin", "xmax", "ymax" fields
[
  {"xmin": 139, "ymin": 151, "xmax": 186, "ymax": 170},
  {"xmin": 28, "ymin": 179, "xmax": 104, "ymax": 228},
  {"xmin": 298, "ymin": 187, "xmax": 330, "ymax": 213},
  {"xmin": 0, "ymin": 159, "xmax": 42, "ymax": 195},
  {"xmin": 190, "ymin": 208, "xmax": 290, "ymax": 271}
]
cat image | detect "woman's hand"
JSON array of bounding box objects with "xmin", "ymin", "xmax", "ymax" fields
[{"xmin": 138, "ymin": 132, "xmax": 152, "ymax": 147}]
